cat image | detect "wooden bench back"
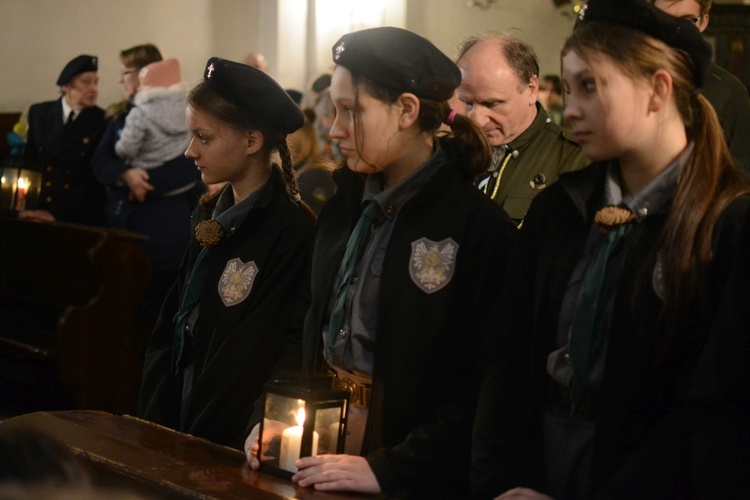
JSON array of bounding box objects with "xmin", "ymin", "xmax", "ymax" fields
[{"xmin": 0, "ymin": 217, "xmax": 153, "ymax": 416}]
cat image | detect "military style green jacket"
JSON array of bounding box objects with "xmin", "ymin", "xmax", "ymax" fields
[
  {"xmin": 479, "ymin": 103, "xmax": 588, "ymax": 224},
  {"xmin": 702, "ymin": 62, "xmax": 750, "ymax": 173}
]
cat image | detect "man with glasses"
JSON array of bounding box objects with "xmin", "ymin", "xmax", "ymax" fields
[{"xmin": 654, "ymin": 0, "xmax": 750, "ymax": 172}]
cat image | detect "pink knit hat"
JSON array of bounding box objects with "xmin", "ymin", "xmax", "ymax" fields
[{"xmin": 139, "ymin": 58, "xmax": 182, "ymax": 89}]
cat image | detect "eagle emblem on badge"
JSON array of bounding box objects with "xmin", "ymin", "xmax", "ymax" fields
[
  {"xmin": 409, "ymin": 238, "xmax": 459, "ymax": 294},
  {"xmin": 218, "ymin": 257, "xmax": 259, "ymax": 306}
]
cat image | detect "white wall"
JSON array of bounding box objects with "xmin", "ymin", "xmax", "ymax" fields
[
  {"xmin": 209, "ymin": 0, "xmax": 264, "ymax": 66},
  {"xmin": 0, "ymin": 0, "xmax": 576, "ymax": 114},
  {"xmin": 407, "ymin": 0, "xmax": 576, "ymax": 79},
  {"xmin": 0, "ymin": 0, "xmax": 218, "ymax": 113}
]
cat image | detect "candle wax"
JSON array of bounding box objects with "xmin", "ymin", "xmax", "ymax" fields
[{"xmin": 279, "ymin": 425, "xmax": 319, "ymax": 472}]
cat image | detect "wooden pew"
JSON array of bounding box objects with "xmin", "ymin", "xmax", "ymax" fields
[
  {"xmin": 0, "ymin": 410, "xmax": 374, "ymax": 499},
  {"xmin": 0, "ymin": 216, "xmax": 152, "ymax": 416}
]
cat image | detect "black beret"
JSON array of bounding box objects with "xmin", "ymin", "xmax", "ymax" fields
[
  {"xmin": 332, "ymin": 27, "xmax": 460, "ymax": 101},
  {"xmin": 203, "ymin": 57, "xmax": 304, "ymax": 135},
  {"xmin": 56, "ymin": 55, "xmax": 98, "ymax": 86},
  {"xmin": 577, "ymin": 0, "xmax": 712, "ymax": 88}
]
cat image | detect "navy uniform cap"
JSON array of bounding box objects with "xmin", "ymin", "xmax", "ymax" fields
[
  {"xmin": 577, "ymin": 0, "xmax": 712, "ymax": 88},
  {"xmin": 57, "ymin": 55, "xmax": 98, "ymax": 86},
  {"xmin": 332, "ymin": 27, "xmax": 460, "ymax": 102},
  {"xmin": 203, "ymin": 57, "xmax": 304, "ymax": 135}
]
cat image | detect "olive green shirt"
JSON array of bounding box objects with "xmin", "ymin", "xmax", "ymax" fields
[{"xmin": 478, "ymin": 103, "xmax": 588, "ymax": 224}]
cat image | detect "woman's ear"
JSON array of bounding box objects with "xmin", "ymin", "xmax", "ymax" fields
[
  {"xmin": 648, "ymin": 69, "xmax": 673, "ymax": 113},
  {"xmin": 245, "ymin": 130, "xmax": 264, "ymax": 155},
  {"xmin": 397, "ymin": 92, "xmax": 421, "ymax": 129}
]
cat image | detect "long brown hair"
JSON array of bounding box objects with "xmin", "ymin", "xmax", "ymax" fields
[
  {"xmin": 348, "ymin": 71, "xmax": 491, "ymax": 181},
  {"xmin": 187, "ymin": 81, "xmax": 316, "ymax": 221},
  {"xmin": 563, "ymin": 23, "xmax": 749, "ymax": 332}
]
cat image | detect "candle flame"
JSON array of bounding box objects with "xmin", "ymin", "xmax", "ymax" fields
[{"xmin": 296, "ymin": 407, "xmax": 306, "ymax": 426}]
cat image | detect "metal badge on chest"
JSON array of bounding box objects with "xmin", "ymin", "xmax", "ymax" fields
[
  {"xmin": 409, "ymin": 237, "xmax": 459, "ymax": 294},
  {"xmin": 218, "ymin": 257, "xmax": 259, "ymax": 306}
]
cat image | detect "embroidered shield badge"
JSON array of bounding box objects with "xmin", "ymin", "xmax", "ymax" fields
[
  {"xmin": 409, "ymin": 238, "xmax": 459, "ymax": 294},
  {"xmin": 218, "ymin": 257, "xmax": 259, "ymax": 306}
]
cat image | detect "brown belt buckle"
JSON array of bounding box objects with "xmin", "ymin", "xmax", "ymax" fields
[{"xmin": 331, "ymin": 372, "xmax": 371, "ymax": 409}]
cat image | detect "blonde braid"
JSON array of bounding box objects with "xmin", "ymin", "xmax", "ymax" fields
[{"xmin": 278, "ymin": 139, "xmax": 317, "ymax": 222}]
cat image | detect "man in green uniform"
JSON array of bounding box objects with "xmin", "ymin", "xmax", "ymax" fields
[
  {"xmin": 457, "ymin": 34, "xmax": 588, "ymax": 225},
  {"xmin": 653, "ymin": 0, "xmax": 750, "ymax": 172}
]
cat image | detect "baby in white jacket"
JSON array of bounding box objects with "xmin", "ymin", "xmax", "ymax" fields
[
  {"xmin": 109, "ymin": 58, "xmax": 196, "ymax": 227},
  {"xmin": 115, "ymin": 58, "xmax": 191, "ymax": 181}
]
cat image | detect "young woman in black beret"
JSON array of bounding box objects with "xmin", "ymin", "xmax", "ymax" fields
[
  {"xmin": 245, "ymin": 27, "xmax": 517, "ymax": 497},
  {"xmin": 474, "ymin": 0, "xmax": 750, "ymax": 498},
  {"xmin": 138, "ymin": 58, "xmax": 315, "ymax": 450}
]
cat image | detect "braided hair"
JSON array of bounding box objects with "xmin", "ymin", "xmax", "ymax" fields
[{"xmin": 274, "ymin": 132, "xmax": 317, "ymax": 221}]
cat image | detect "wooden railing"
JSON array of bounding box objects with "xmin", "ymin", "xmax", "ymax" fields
[
  {"xmin": 1, "ymin": 410, "xmax": 375, "ymax": 499},
  {"xmin": 0, "ymin": 216, "xmax": 152, "ymax": 416}
]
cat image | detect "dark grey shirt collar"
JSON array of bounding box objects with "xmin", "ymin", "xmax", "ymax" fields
[
  {"xmin": 603, "ymin": 142, "xmax": 694, "ymax": 220},
  {"xmin": 361, "ymin": 145, "xmax": 442, "ymax": 217},
  {"xmin": 211, "ymin": 182, "xmax": 266, "ymax": 236}
]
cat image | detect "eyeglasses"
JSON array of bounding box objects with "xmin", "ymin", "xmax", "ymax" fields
[{"xmin": 680, "ymin": 14, "xmax": 704, "ymax": 25}]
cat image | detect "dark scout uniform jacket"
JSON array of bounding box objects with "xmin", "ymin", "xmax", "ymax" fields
[
  {"xmin": 138, "ymin": 168, "xmax": 313, "ymax": 449},
  {"xmin": 303, "ymin": 150, "xmax": 517, "ymax": 498},
  {"xmin": 473, "ymin": 162, "xmax": 750, "ymax": 498}
]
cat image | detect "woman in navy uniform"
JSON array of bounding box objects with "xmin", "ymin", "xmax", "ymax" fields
[
  {"xmin": 138, "ymin": 58, "xmax": 315, "ymax": 450},
  {"xmin": 474, "ymin": 0, "xmax": 750, "ymax": 498},
  {"xmin": 23, "ymin": 55, "xmax": 105, "ymax": 225},
  {"xmin": 246, "ymin": 27, "xmax": 517, "ymax": 498}
]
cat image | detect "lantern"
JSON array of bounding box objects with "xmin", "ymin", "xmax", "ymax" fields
[
  {"xmin": 257, "ymin": 371, "xmax": 349, "ymax": 479},
  {"xmin": 0, "ymin": 164, "xmax": 41, "ymax": 212}
]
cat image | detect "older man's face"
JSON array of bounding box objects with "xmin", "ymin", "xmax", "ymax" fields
[
  {"xmin": 458, "ymin": 40, "xmax": 538, "ymax": 147},
  {"xmin": 654, "ymin": 0, "xmax": 709, "ymax": 32},
  {"xmin": 63, "ymin": 71, "xmax": 99, "ymax": 110}
]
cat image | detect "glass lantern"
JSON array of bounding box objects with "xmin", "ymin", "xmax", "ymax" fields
[
  {"xmin": 0, "ymin": 165, "xmax": 18, "ymax": 211},
  {"xmin": 257, "ymin": 371, "xmax": 349, "ymax": 479},
  {"xmin": 0, "ymin": 165, "xmax": 42, "ymax": 212}
]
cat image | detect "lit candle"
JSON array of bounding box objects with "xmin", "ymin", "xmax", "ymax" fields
[
  {"xmin": 279, "ymin": 407, "xmax": 319, "ymax": 472},
  {"xmin": 1, "ymin": 176, "xmax": 7, "ymax": 207},
  {"xmin": 16, "ymin": 177, "xmax": 28, "ymax": 210}
]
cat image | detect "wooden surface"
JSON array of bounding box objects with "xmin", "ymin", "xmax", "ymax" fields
[
  {"xmin": 0, "ymin": 216, "xmax": 152, "ymax": 416},
  {"xmin": 0, "ymin": 411, "xmax": 375, "ymax": 500}
]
